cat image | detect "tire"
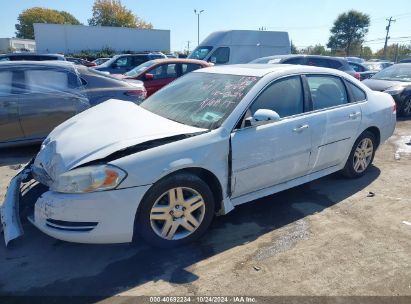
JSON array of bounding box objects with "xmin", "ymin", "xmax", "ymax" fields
[
  {"xmin": 342, "ymin": 131, "xmax": 377, "ymax": 179},
  {"xmin": 135, "ymin": 172, "xmax": 215, "ymax": 248},
  {"xmin": 399, "ymin": 97, "xmax": 411, "ymax": 117}
]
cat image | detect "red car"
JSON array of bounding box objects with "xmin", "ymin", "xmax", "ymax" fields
[{"xmin": 113, "ymin": 59, "xmax": 212, "ymax": 97}]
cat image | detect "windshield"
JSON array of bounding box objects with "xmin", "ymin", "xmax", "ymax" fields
[
  {"xmin": 188, "ymin": 46, "xmax": 213, "ymax": 60},
  {"xmin": 124, "ymin": 60, "xmax": 157, "ymax": 77},
  {"xmin": 140, "ymin": 72, "xmax": 259, "ymax": 129},
  {"xmin": 98, "ymin": 55, "xmax": 120, "ymax": 67},
  {"xmin": 372, "ymin": 65, "xmax": 411, "ymax": 82}
]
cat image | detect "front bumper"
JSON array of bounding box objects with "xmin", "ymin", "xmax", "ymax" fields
[
  {"xmin": 1, "ymin": 162, "xmax": 151, "ymax": 245},
  {"xmin": 0, "ymin": 161, "xmax": 33, "ymax": 245}
]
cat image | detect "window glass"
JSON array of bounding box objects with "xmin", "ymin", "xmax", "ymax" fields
[
  {"xmin": 182, "ymin": 64, "xmax": 202, "ymax": 74},
  {"xmin": 25, "ymin": 70, "xmax": 69, "ymax": 93},
  {"xmin": 250, "ymin": 76, "xmax": 304, "ymax": 118},
  {"xmin": 306, "ymin": 58, "xmax": 329, "ymax": 68},
  {"xmin": 125, "ymin": 60, "xmax": 157, "ymax": 77},
  {"xmin": 140, "ymin": 73, "xmax": 259, "ymax": 129},
  {"xmin": 150, "ymin": 64, "xmax": 178, "ymax": 80},
  {"xmin": 114, "ymin": 56, "xmax": 131, "ymax": 67},
  {"xmin": 0, "ymin": 71, "xmax": 13, "ymax": 96},
  {"xmin": 188, "ymin": 46, "xmax": 213, "ymax": 60},
  {"xmin": 349, "ymin": 63, "xmax": 361, "ymax": 72},
  {"xmin": 284, "ymin": 57, "xmax": 305, "ymax": 65},
  {"xmin": 327, "ymin": 59, "xmax": 343, "ymax": 69},
  {"xmin": 347, "ymin": 82, "xmax": 367, "ymax": 102},
  {"xmin": 0, "ymin": 57, "xmax": 10, "ymax": 62},
  {"xmin": 209, "ymin": 47, "xmax": 230, "ymax": 64},
  {"xmin": 306, "ymin": 75, "xmax": 348, "ymax": 110}
]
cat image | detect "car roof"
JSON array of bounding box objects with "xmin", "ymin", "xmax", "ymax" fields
[
  {"xmin": 148, "ymin": 58, "xmax": 211, "ymax": 65},
  {"xmin": 0, "ymin": 60, "xmax": 75, "ymax": 70},
  {"xmin": 256, "ymin": 54, "xmax": 347, "ymax": 62},
  {"xmin": 0, "ymin": 53, "xmax": 64, "ymax": 58},
  {"xmin": 196, "ymin": 64, "xmax": 350, "ymax": 77}
]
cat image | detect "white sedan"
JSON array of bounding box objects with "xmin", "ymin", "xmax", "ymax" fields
[{"xmin": 1, "ymin": 65, "xmax": 396, "ymax": 247}]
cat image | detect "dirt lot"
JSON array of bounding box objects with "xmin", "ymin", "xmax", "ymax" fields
[{"xmin": 0, "ymin": 120, "xmax": 410, "ymax": 300}]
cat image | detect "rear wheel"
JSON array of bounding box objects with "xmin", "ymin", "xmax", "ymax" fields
[
  {"xmin": 135, "ymin": 173, "xmax": 215, "ymax": 247},
  {"xmin": 342, "ymin": 131, "xmax": 376, "ymax": 178}
]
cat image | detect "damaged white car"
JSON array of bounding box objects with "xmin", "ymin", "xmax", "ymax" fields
[{"xmin": 1, "ymin": 65, "xmax": 396, "ymax": 247}]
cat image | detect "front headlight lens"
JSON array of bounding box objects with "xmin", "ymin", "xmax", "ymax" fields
[
  {"xmin": 51, "ymin": 165, "xmax": 127, "ymax": 193},
  {"xmin": 384, "ymin": 86, "xmax": 405, "ymax": 95}
]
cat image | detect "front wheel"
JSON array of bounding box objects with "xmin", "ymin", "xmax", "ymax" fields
[
  {"xmin": 135, "ymin": 173, "xmax": 215, "ymax": 247},
  {"xmin": 342, "ymin": 131, "xmax": 376, "ymax": 178}
]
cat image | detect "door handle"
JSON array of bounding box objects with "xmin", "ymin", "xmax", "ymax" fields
[
  {"xmin": 349, "ymin": 112, "xmax": 361, "ymax": 119},
  {"xmin": 293, "ymin": 124, "xmax": 309, "ymax": 132}
]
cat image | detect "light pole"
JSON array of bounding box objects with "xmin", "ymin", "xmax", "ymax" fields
[{"xmin": 194, "ymin": 9, "xmax": 204, "ymax": 46}]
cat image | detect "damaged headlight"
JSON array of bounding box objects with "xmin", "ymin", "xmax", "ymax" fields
[{"xmin": 51, "ymin": 165, "xmax": 127, "ymax": 193}]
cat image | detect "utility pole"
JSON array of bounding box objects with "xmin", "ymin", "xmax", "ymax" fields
[
  {"xmin": 186, "ymin": 40, "xmax": 190, "ymax": 54},
  {"xmin": 383, "ymin": 17, "xmax": 396, "ymax": 59},
  {"xmin": 194, "ymin": 9, "xmax": 204, "ymax": 46}
]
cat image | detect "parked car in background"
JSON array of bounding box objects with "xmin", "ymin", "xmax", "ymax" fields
[
  {"xmin": 93, "ymin": 57, "xmax": 111, "ymax": 65},
  {"xmin": 251, "ymin": 55, "xmax": 360, "ymax": 80},
  {"xmin": 348, "ymin": 61, "xmax": 376, "ymax": 80},
  {"xmin": 345, "ymin": 56, "xmax": 365, "ymax": 64},
  {"xmin": 113, "ymin": 59, "xmax": 212, "ymax": 96},
  {"xmin": 0, "ymin": 53, "xmax": 66, "ymax": 61},
  {"xmin": 399, "ymin": 58, "xmax": 411, "ymax": 63},
  {"xmin": 363, "ymin": 63, "xmax": 411, "ymax": 117},
  {"xmin": 93, "ymin": 53, "xmax": 167, "ymax": 74},
  {"xmin": 188, "ymin": 30, "xmax": 290, "ymax": 64},
  {"xmin": 1, "ymin": 64, "xmax": 396, "ymax": 247},
  {"xmin": 66, "ymin": 57, "xmax": 97, "ymax": 67},
  {"xmin": 166, "ymin": 53, "xmax": 177, "ymax": 58},
  {"xmin": 0, "ymin": 61, "xmax": 146, "ymax": 146},
  {"xmin": 363, "ymin": 61, "xmax": 393, "ymax": 71}
]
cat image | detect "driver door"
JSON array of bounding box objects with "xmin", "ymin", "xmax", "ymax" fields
[{"xmin": 231, "ymin": 76, "xmax": 312, "ymax": 198}]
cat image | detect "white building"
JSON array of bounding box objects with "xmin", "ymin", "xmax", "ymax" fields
[
  {"xmin": 0, "ymin": 38, "xmax": 36, "ymax": 52},
  {"xmin": 34, "ymin": 23, "xmax": 170, "ymax": 54}
]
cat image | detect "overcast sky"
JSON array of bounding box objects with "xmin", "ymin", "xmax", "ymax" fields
[{"xmin": 2, "ymin": 0, "xmax": 411, "ymax": 52}]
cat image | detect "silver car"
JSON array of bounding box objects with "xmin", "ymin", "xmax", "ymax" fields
[{"xmin": 1, "ymin": 64, "xmax": 397, "ymax": 247}]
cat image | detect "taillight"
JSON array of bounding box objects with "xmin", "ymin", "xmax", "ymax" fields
[
  {"xmin": 125, "ymin": 89, "xmax": 147, "ymax": 100},
  {"xmin": 354, "ymin": 72, "xmax": 361, "ymax": 80},
  {"xmin": 392, "ymin": 97, "xmax": 397, "ymax": 114}
]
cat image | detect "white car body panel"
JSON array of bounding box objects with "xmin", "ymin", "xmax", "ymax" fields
[{"xmin": 1, "ymin": 65, "xmax": 396, "ymax": 245}]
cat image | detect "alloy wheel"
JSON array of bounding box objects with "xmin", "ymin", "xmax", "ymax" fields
[
  {"xmin": 150, "ymin": 187, "xmax": 206, "ymax": 240},
  {"xmin": 353, "ymin": 138, "xmax": 374, "ymax": 173}
]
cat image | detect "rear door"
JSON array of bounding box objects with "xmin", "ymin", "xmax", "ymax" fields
[
  {"xmin": 18, "ymin": 68, "xmax": 82, "ymax": 139},
  {"xmin": 0, "ymin": 70, "xmax": 24, "ymax": 143},
  {"xmin": 304, "ymin": 74, "xmax": 363, "ymax": 171}
]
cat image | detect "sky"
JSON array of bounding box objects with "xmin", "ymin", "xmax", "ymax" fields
[{"xmin": 1, "ymin": 0, "xmax": 411, "ymax": 53}]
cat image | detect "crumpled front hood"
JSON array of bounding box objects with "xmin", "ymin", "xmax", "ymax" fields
[{"xmin": 33, "ymin": 99, "xmax": 205, "ymax": 181}]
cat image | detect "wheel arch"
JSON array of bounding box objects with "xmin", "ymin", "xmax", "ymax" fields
[
  {"xmin": 137, "ymin": 166, "xmax": 225, "ymax": 216},
  {"xmin": 363, "ymin": 126, "xmax": 381, "ymax": 148}
]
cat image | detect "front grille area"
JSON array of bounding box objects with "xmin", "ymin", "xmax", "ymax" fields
[{"xmin": 46, "ymin": 219, "xmax": 98, "ymax": 232}]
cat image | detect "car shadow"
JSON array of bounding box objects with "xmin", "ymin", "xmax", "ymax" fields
[
  {"xmin": 0, "ymin": 166, "xmax": 380, "ymax": 300},
  {"xmin": 0, "ymin": 145, "xmax": 39, "ymax": 167}
]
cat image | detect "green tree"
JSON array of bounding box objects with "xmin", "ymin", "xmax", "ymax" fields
[
  {"xmin": 375, "ymin": 44, "xmax": 411, "ymax": 62},
  {"xmin": 15, "ymin": 7, "xmax": 81, "ymax": 39},
  {"xmin": 327, "ymin": 10, "xmax": 370, "ymax": 56},
  {"xmin": 290, "ymin": 41, "xmax": 298, "ymax": 54},
  {"xmin": 361, "ymin": 46, "xmax": 373, "ymax": 60},
  {"xmin": 88, "ymin": 0, "xmax": 152, "ymax": 29}
]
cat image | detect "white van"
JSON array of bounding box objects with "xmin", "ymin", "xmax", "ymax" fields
[{"xmin": 188, "ymin": 30, "xmax": 290, "ymax": 64}]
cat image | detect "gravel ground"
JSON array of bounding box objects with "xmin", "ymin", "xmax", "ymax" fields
[{"xmin": 0, "ymin": 120, "xmax": 410, "ymax": 300}]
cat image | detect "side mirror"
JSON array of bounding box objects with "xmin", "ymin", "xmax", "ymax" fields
[
  {"xmin": 144, "ymin": 73, "xmax": 154, "ymax": 80},
  {"xmin": 209, "ymin": 56, "xmax": 217, "ymax": 64},
  {"xmin": 246, "ymin": 109, "xmax": 280, "ymax": 127}
]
